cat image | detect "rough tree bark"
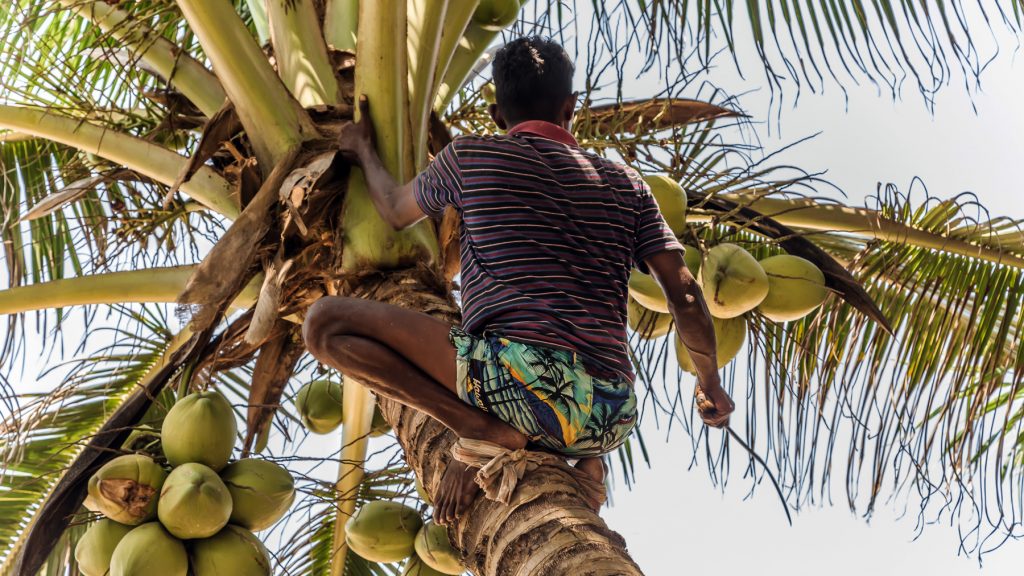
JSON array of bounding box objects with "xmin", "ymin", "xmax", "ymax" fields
[{"xmin": 342, "ymin": 266, "xmax": 646, "ymax": 576}]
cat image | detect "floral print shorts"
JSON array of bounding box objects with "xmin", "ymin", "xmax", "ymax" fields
[{"xmin": 449, "ymin": 327, "xmax": 637, "ymax": 458}]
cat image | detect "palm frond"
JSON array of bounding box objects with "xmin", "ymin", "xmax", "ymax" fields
[{"xmin": 0, "ymin": 306, "xmax": 176, "ymax": 571}]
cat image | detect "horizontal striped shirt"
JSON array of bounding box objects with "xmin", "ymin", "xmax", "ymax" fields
[{"xmin": 413, "ymin": 120, "xmax": 682, "ymax": 381}]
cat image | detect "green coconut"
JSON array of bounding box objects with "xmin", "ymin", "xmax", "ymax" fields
[
  {"xmin": 644, "ymin": 174, "xmax": 687, "ymax": 237},
  {"xmin": 683, "ymin": 244, "xmax": 701, "ymax": 276},
  {"xmin": 402, "ymin": 556, "xmax": 451, "ymax": 576},
  {"xmin": 294, "ymin": 379, "xmax": 344, "ymax": 435},
  {"xmin": 481, "ymin": 82, "xmax": 496, "ymax": 104},
  {"xmin": 627, "ymin": 296, "xmax": 672, "ymax": 339},
  {"xmin": 86, "ymin": 454, "xmax": 167, "ymax": 525},
  {"xmin": 674, "ymin": 316, "xmax": 747, "ymax": 374},
  {"xmin": 414, "ymin": 522, "xmax": 463, "ymax": 575},
  {"xmin": 370, "ymin": 405, "xmax": 392, "ymax": 437},
  {"xmin": 346, "ymin": 501, "xmax": 424, "ymax": 563},
  {"xmin": 221, "ymin": 458, "xmax": 295, "ymax": 531},
  {"xmin": 191, "ymin": 525, "xmax": 272, "ymax": 576},
  {"xmin": 757, "ymin": 254, "xmax": 829, "ymax": 322},
  {"xmin": 698, "ymin": 244, "xmax": 769, "ymax": 318},
  {"xmin": 627, "ymin": 270, "xmax": 668, "ymax": 314},
  {"xmin": 472, "ymin": 0, "xmax": 522, "ymax": 31},
  {"xmin": 161, "ymin": 389, "xmax": 237, "ymax": 471},
  {"xmin": 108, "ymin": 522, "xmax": 187, "ymax": 576},
  {"xmin": 121, "ymin": 425, "xmax": 162, "ymax": 458},
  {"xmin": 157, "ymin": 463, "xmax": 233, "ymax": 539},
  {"xmin": 75, "ymin": 519, "xmax": 133, "ymax": 576}
]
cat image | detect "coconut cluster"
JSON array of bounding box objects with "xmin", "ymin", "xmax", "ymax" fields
[
  {"xmin": 75, "ymin": 390, "xmax": 295, "ymax": 576},
  {"xmin": 345, "ymin": 500, "xmax": 465, "ymax": 575},
  {"xmin": 293, "ymin": 377, "xmax": 392, "ymax": 437},
  {"xmin": 627, "ymin": 174, "xmax": 830, "ymax": 373}
]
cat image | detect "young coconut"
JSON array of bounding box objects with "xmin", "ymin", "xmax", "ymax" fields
[
  {"xmin": 220, "ymin": 458, "xmax": 295, "ymax": 531},
  {"xmin": 108, "ymin": 522, "xmax": 187, "ymax": 576},
  {"xmin": 683, "ymin": 244, "xmax": 702, "ymax": 277},
  {"xmin": 673, "ymin": 316, "xmax": 747, "ymax": 374},
  {"xmin": 627, "ymin": 296, "xmax": 672, "ymax": 340},
  {"xmin": 345, "ymin": 500, "xmax": 424, "ymax": 563},
  {"xmin": 698, "ymin": 244, "xmax": 769, "ymax": 318},
  {"xmin": 161, "ymin": 389, "xmax": 237, "ymax": 471},
  {"xmin": 643, "ymin": 174, "xmax": 687, "ymax": 237},
  {"xmin": 190, "ymin": 525, "xmax": 272, "ymax": 576},
  {"xmin": 627, "ymin": 270, "xmax": 668, "ymax": 313},
  {"xmin": 757, "ymin": 254, "xmax": 829, "ymax": 322},
  {"xmin": 402, "ymin": 556, "xmax": 450, "ymax": 576},
  {"xmin": 157, "ymin": 463, "xmax": 233, "ymax": 539},
  {"xmin": 86, "ymin": 454, "xmax": 167, "ymax": 525},
  {"xmin": 413, "ymin": 521, "xmax": 464, "ymax": 574},
  {"xmin": 75, "ymin": 519, "xmax": 133, "ymax": 576},
  {"xmin": 294, "ymin": 379, "xmax": 344, "ymax": 434}
]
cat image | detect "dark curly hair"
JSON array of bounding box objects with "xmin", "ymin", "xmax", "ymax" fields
[{"xmin": 492, "ymin": 36, "xmax": 575, "ymax": 124}]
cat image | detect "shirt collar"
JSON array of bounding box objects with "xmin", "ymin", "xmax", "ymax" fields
[{"xmin": 507, "ymin": 120, "xmax": 579, "ymax": 147}]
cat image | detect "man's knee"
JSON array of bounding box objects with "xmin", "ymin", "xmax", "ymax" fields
[{"xmin": 303, "ymin": 296, "xmax": 356, "ymax": 358}]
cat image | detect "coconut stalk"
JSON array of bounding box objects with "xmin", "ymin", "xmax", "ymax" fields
[
  {"xmin": 59, "ymin": 0, "xmax": 227, "ymax": 117},
  {"xmin": 266, "ymin": 0, "xmax": 342, "ymax": 107},
  {"xmin": 434, "ymin": 21, "xmax": 500, "ymax": 112},
  {"xmin": 720, "ymin": 193, "xmax": 1024, "ymax": 267},
  {"xmin": 430, "ymin": 0, "xmax": 479, "ymax": 98},
  {"xmin": 408, "ymin": 0, "xmax": 449, "ymax": 168},
  {"xmin": 0, "ymin": 105, "xmax": 238, "ymax": 218},
  {"xmin": 323, "ymin": 0, "xmax": 359, "ymax": 51},
  {"xmin": 0, "ymin": 267, "xmax": 261, "ymax": 314},
  {"xmin": 175, "ymin": 0, "xmax": 317, "ymax": 170},
  {"xmin": 243, "ymin": 0, "xmax": 270, "ymax": 45}
]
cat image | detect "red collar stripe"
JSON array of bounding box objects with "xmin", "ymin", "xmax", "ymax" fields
[{"xmin": 507, "ymin": 120, "xmax": 579, "ymax": 147}]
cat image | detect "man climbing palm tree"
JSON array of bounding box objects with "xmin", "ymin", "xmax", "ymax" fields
[{"xmin": 303, "ymin": 36, "xmax": 733, "ymax": 526}]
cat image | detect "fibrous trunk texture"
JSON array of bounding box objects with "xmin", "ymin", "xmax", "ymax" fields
[{"xmin": 348, "ymin": 267, "xmax": 645, "ymax": 576}]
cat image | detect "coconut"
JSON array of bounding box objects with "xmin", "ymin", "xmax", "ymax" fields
[
  {"xmin": 627, "ymin": 270, "xmax": 668, "ymax": 314},
  {"xmin": 294, "ymin": 379, "xmax": 344, "ymax": 435},
  {"xmin": 157, "ymin": 463, "xmax": 233, "ymax": 539},
  {"xmin": 161, "ymin": 389, "xmax": 237, "ymax": 471},
  {"xmin": 191, "ymin": 525, "xmax": 272, "ymax": 576},
  {"xmin": 644, "ymin": 174, "xmax": 687, "ymax": 237},
  {"xmin": 221, "ymin": 458, "xmax": 295, "ymax": 531},
  {"xmin": 86, "ymin": 454, "xmax": 167, "ymax": 525},
  {"xmin": 472, "ymin": 0, "xmax": 522, "ymax": 31},
  {"xmin": 108, "ymin": 522, "xmax": 187, "ymax": 576},
  {"xmin": 627, "ymin": 296, "xmax": 672, "ymax": 339},
  {"xmin": 698, "ymin": 244, "xmax": 769, "ymax": 318},
  {"xmin": 402, "ymin": 556, "xmax": 450, "ymax": 576},
  {"xmin": 414, "ymin": 522, "xmax": 463, "ymax": 575},
  {"xmin": 683, "ymin": 244, "xmax": 701, "ymax": 276},
  {"xmin": 75, "ymin": 519, "xmax": 133, "ymax": 576},
  {"xmin": 121, "ymin": 425, "xmax": 162, "ymax": 458},
  {"xmin": 481, "ymin": 82, "xmax": 496, "ymax": 104},
  {"xmin": 757, "ymin": 254, "xmax": 828, "ymax": 322},
  {"xmin": 674, "ymin": 316, "xmax": 747, "ymax": 374},
  {"xmin": 345, "ymin": 501, "xmax": 423, "ymax": 563},
  {"xmin": 370, "ymin": 405, "xmax": 392, "ymax": 437}
]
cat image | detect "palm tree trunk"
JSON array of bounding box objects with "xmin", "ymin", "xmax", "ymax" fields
[{"xmin": 344, "ymin": 267, "xmax": 646, "ymax": 576}]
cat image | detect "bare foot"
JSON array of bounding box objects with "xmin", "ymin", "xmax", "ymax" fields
[
  {"xmin": 433, "ymin": 425, "xmax": 527, "ymax": 526},
  {"xmin": 575, "ymin": 457, "xmax": 605, "ymax": 485}
]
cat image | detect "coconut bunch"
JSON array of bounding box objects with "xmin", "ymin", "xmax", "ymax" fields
[
  {"xmin": 344, "ymin": 499, "xmax": 465, "ymax": 575},
  {"xmin": 75, "ymin": 390, "xmax": 296, "ymax": 576},
  {"xmin": 293, "ymin": 377, "xmax": 392, "ymax": 437},
  {"xmin": 627, "ymin": 175, "xmax": 831, "ymax": 373}
]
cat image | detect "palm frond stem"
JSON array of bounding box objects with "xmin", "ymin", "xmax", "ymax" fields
[
  {"xmin": 323, "ymin": 0, "xmax": 359, "ymax": 52},
  {"xmin": 0, "ymin": 105, "xmax": 239, "ymax": 218},
  {"xmin": 266, "ymin": 0, "xmax": 341, "ymax": 107}
]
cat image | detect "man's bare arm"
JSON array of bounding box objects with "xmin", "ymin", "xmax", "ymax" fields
[
  {"xmin": 336, "ymin": 96, "xmax": 426, "ymax": 230},
  {"xmin": 644, "ymin": 249, "xmax": 735, "ymax": 427}
]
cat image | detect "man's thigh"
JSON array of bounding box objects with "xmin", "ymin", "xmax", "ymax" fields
[{"xmin": 310, "ymin": 297, "xmax": 459, "ymax": 393}]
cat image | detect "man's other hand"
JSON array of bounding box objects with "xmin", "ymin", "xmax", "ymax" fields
[
  {"xmin": 337, "ymin": 95, "xmax": 375, "ymax": 165},
  {"xmin": 695, "ymin": 378, "xmax": 735, "ymax": 428}
]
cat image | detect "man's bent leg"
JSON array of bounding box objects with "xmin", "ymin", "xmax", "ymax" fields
[{"xmin": 302, "ymin": 296, "xmax": 527, "ymax": 524}]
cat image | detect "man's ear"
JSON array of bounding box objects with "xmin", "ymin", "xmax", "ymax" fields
[
  {"xmin": 559, "ymin": 93, "xmax": 578, "ymax": 128},
  {"xmin": 489, "ymin": 103, "xmax": 508, "ymax": 130}
]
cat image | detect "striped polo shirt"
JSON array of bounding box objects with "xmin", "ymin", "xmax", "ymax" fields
[{"xmin": 413, "ymin": 120, "xmax": 683, "ymax": 381}]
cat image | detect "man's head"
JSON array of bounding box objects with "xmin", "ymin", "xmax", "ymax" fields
[{"xmin": 490, "ymin": 36, "xmax": 576, "ymax": 130}]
